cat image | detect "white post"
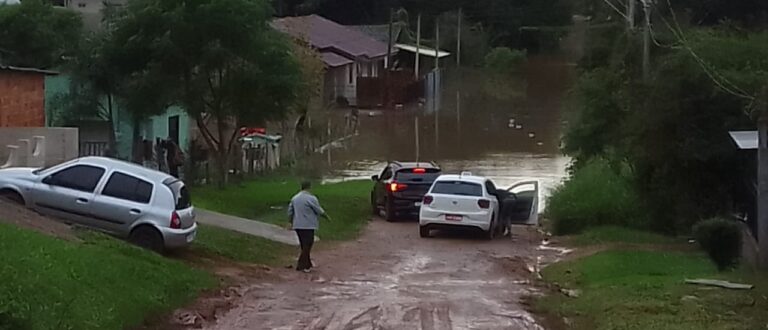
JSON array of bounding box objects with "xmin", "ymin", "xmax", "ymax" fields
[{"xmin": 415, "ymin": 116, "xmax": 420, "ymax": 162}]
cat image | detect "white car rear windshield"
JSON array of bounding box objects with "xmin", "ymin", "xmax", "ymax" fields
[{"xmin": 431, "ymin": 181, "xmax": 483, "ymax": 196}]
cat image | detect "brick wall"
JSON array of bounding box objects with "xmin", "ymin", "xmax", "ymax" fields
[{"xmin": 0, "ymin": 71, "xmax": 46, "ymax": 127}]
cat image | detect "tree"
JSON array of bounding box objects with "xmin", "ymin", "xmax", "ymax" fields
[
  {"xmin": 0, "ymin": 0, "xmax": 81, "ymax": 68},
  {"xmin": 108, "ymin": 0, "xmax": 302, "ymax": 184}
]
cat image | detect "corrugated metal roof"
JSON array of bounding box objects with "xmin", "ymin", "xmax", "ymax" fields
[
  {"xmin": 395, "ymin": 43, "xmax": 451, "ymax": 58},
  {"xmin": 0, "ymin": 65, "xmax": 58, "ymax": 75},
  {"xmin": 321, "ymin": 51, "xmax": 353, "ymax": 67},
  {"xmin": 730, "ymin": 131, "xmax": 758, "ymax": 150},
  {"xmin": 272, "ymin": 15, "xmax": 389, "ymax": 60}
]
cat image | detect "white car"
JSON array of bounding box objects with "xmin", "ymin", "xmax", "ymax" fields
[{"xmin": 419, "ymin": 172, "xmax": 539, "ymax": 239}]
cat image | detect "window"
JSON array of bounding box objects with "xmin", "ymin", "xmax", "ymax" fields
[
  {"xmin": 395, "ymin": 168, "xmax": 441, "ymax": 183},
  {"xmin": 431, "ymin": 181, "xmax": 484, "ymax": 197},
  {"xmin": 485, "ymin": 180, "xmax": 497, "ymax": 195},
  {"xmin": 45, "ymin": 165, "xmax": 105, "ymax": 193},
  {"xmin": 102, "ymin": 172, "xmax": 153, "ymax": 204},
  {"xmin": 380, "ymin": 166, "xmax": 393, "ymax": 181},
  {"xmin": 348, "ymin": 64, "xmax": 353, "ymax": 84},
  {"xmin": 166, "ymin": 180, "xmax": 192, "ymax": 210}
]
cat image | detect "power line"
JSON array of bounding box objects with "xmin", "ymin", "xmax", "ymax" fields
[
  {"xmin": 601, "ymin": 0, "xmax": 629, "ymax": 21},
  {"xmin": 656, "ymin": 0, "xmax": 754, "ymax": 101}
]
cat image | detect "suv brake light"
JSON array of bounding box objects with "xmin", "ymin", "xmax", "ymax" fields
[
  {"xmin": 413, "ymin": 168, "xmax": 426, "ymax": 174},
  {"xmin": 389, "ymin": 182, "xmax": 408, "ymax": 192},
  {"xmin": 478, "ymin": 199, "xmax": 491, "ymax": 209},
  {"xmin": 170, "ymin": 211, "xmax": 182, "ymax": 229},
  {"xmin": 423, "ymin": 195, "xmax": 434, "ymax": 205}
]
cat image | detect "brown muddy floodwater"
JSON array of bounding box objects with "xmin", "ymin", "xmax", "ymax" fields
[{"xmin": 193, "ymin": 54, "xmax": 576, "ymax": 330}]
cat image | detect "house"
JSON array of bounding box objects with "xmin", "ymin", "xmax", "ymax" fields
[
  {"xmin": 44, "ymin": 74, "xmax": 192, "ymax": 162},
  {"xmin": 51, "ymin": 0, "xmax": 127, "ymax": 31},
  {"xmin": 0, "ymin": 65, "xmax": 57, "ymax": 127},
  {"xmin": 272, "ymin": 15, "xmax": 391, "ymax": 107}
]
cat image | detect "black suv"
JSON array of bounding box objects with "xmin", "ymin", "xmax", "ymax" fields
[{"xmin": 370, "ymin": 162, "xmax": 442, "ymax": 221}]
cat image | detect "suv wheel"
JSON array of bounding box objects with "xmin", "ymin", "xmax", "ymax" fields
[
  {"xmin": 370, "ymin": 194, "xmax": 379, "ymax": 216},
  {"xmin": 129, "ymin": 226, "xmax": 164, "ymax": 253},
  {"xmin": 485, "ymin": 215, "xmax": 496, "ymax": 240},
  {"xmin": 419, "ymin": 226, "xmax": 431, "ymax": 238},
  {"xmin": 384, "ymin": 200, "xmax": 396, "ymax": 222}
]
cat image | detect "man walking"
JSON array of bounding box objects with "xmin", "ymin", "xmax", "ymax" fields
[{"xmin": 288, "ymin": 181, "xmax": 330, "ymax": 272}]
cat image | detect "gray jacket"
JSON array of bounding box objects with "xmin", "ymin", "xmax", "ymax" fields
[{"xmin": 288, "ymin": 191, "xmax": 325, "ymax": 230}]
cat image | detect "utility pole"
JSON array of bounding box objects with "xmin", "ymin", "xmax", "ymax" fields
[
  {"xmin": 456, "ymin": 8, "xmax": 462, "ymax": 68},
  {"xmin": 627, "ymin": 0, "xmax": 636, "ymax": 30},
  {"xmin": 759, "ymin": 88, "xmax": 768, "ymax": 268},
  {"xmin": 456, "ymin": 8, "xmax": 462, "ymax": 136},
  {"xmin": 415, "ymin": 116, "xmax": 420, "ymax": 162},
  {"xmin": 415, "ymin": 13, "xmax": 421, "ymax": 80},
  {"xmin": 642, "ymin": 0, "xmax": 651, "ymax": 81},
  {"xmin": 385, "ymin": 8, "xmax": 394, "ymax": 107},
  {"xmin": 434, "ymin": 18, "xmax": 440, "ymax": 153}
]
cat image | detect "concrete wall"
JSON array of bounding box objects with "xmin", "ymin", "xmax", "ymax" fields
[
  {"xmin": 0, "ymin": 127, "xmax": 78, "ymax": 166},
  {"xmin": 0, "ymin": 71, "xmax": 47, "ymax": 127}
]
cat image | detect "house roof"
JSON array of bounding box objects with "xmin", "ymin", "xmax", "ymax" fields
[
  {"xmin": 321, "ymin": 51, "xmax": 354, "ymax": 68},
  {"xmin": 729, "ymin": 131, "xmax": 758, "ymax": 150},
  {"xmin": 0, "ymin": 64, "xmax": 58, "ymax": 75},
  {"xmin": 395, "ymin": 43, "xmax": 451, "ymax": 58},
  {"xmin": 272, "ymin": 15, "xmax": 390, "ymax": 62},
  {"xmin": 348, "ymin": 24, "xmax": 403, "ymax": 44}
]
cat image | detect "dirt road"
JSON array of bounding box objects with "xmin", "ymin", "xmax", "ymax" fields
[{"xmin": 198, "ymin": 219, "xmax": 554, "ymax": 330}]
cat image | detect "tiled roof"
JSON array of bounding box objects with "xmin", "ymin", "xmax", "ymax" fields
[
  {"xmin": 272, "ymin": 15, "xmax": 389, "ymax": 60},
  {"xmin": 321, "ymin": 51, "xmax": 354, "ymax": 67}
]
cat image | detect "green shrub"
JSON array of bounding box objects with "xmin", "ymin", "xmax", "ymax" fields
[
  {"xmin": 693, "ymin": 218, "xmax": 742, "ymax": 270},
  {"xmin": 547, "ymin": 158, "xmax": 644, "ymax": 235}
]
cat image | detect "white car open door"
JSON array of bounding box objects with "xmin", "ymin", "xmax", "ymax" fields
[{"xmin": 506, "ymin": 181, "xmax": 539, "ymax": 226}]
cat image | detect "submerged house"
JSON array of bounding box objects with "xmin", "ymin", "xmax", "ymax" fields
[{"xmin": 272, "ymin": 15, "xmax": 391, "ymax": 107}]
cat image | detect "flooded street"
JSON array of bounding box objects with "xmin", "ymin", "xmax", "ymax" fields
[
  {"xmin": 325, "ymin": 54, "xmax": 573, "ymax": 210},
  {"xmin": 196, "ymin": 53, "xmax": 576, "ymax": 330},
  {"xmin": 205, "ymin": 221, "xmax": 553, "ymax": 330}
]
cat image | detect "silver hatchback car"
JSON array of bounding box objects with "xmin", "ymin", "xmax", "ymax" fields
[{"xmin": 0, "ymin": 157, "xmax": 197, "ymax": 251}]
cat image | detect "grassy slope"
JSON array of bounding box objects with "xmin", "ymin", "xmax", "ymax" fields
[
  {"xmin": 192, "ymin": 224, "xmax": 291, "ymax": 265},
  {"xmin": 567, "ymin": 226, "xmax": 681, "ymax": 246},
  {"xmin": 537, "ymin": 228, "xmax": 768, "ymax": 330},
  {"xmin": 0, "ymin": 224, "xmax": 215, "ymax": 330},
  {"xmin": 193, "ymin": 178, "xmax": 372, "ymax": 241}
]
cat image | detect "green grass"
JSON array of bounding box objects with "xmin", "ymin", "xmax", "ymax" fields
[
  {"xmin": 193, "ymin": 178, "xmax": 372, "ymax": 241},
  {"xmin": 537, "ymin": 250, "xmax": 768, "ymax": 330},
  {"xmin": 569, "ymin": 226, "xmax": 681, "ymax": 246},
  {"xmin": 192, "ymin": 225, "xmax": 291, "ymax": 265},
  {"xmin": 0, "ymin": 224, "xmax": 215, "ymax": 330}
]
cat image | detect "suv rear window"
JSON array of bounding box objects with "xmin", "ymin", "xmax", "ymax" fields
[
  {"xmin": 166, "ymin": 180, "xmax": 192, "ymax": 210},
  {"xmin": 394, "ymin": 168, "xmax": 441, "ymax": 183},
  {"xmin": 431, "ymin": 181, "xmax": 483, "ymax": 196}
]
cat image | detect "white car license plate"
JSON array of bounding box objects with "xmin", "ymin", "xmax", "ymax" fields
[
  {"xmin": 446, "ymin": 214, "xmax": 462, "ymax": 221},
  {"xmin": 186, "ymin": 232, "xmax": 196, "ymax": 243},
  {"xmin": 415, "ymin": 202, "xmax": 422, "ymax": 207}
]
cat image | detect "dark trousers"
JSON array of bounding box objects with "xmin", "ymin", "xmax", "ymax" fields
[{"xmin": 295, "ymin": 229, "xmax": 315, "ymax": 271}]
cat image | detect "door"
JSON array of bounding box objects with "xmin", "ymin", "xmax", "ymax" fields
[
  {"xmin": 31, "ymin": 164, "xmax": 106, "ymax": 225},
  {"xmin": 506, "ymin": 181, "xmax": 539, "ymax": 225},
  {"xmin": 90, "ymin": 171, "xmax": 154, "ymax": 235},
  {"xmin": 374, "ymin": 165, "xmax": 394, "ymax": 207},
  {"xmin": 168, "ymin": 115, "xmax": 180, "ymax": 144}
]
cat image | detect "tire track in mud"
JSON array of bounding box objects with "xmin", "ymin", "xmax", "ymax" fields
[{"xmin": 197, "ymin": 221, "xmax": 553, "ymax": 330}]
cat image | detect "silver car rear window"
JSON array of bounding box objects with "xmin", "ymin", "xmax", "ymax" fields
[
  {"xmin": 165, "ymin": 180, "xmax": 192, "ymax": 210},
  {"xmin": 431, "ymin": 181, "xmax": 483, "ymax": 196}
]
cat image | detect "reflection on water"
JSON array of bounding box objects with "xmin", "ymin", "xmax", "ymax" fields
[{"xmin": 322, "ymin": 55, "xmax": 574, "ymax": 211}]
